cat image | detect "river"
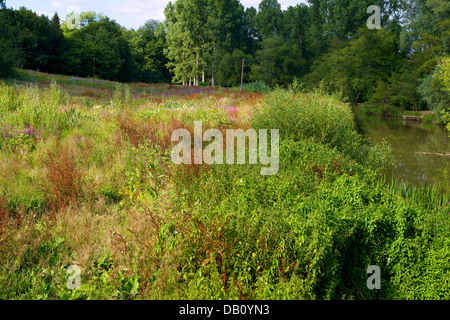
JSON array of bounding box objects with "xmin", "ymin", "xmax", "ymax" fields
[{"xmin": 354, "ymin": 111, "xmax": 450, "ymax": 194}]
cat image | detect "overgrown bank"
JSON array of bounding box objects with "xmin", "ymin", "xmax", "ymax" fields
[{"xmin": 0, "ymin": 78, "xmax": 449, "ymax": 299}]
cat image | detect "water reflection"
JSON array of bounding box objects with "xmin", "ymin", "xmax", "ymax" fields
[{"xmin": 354, "ymin": 111, "xmax": 450, "ymax": 194}]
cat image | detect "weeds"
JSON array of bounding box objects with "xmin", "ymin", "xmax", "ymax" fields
[{"xmin": 41, "ymin": 143, "xmax": 84, "ymax": 212}]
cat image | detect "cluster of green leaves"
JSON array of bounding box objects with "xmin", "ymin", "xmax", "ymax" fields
[
  {"xmin": 120, "ymin": 142, "xmax": 168, "ymax": 208},
  {"xmin": 0, "ymin": 233, "xmax": 72, "ymax": 300},
  {"xmin": 0, "ymin": 5, "xmax": 16, "ymax": 78},
  {"xmin": 0, "ymin": 232, "xmax": 141, "ymax": 300}
]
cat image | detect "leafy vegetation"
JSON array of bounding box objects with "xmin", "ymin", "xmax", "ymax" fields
[
  {"xmin": 0, "ymin": 0, "xmax": 449, "ymax": 301},
  {"xmin": 0, "ymin": 73, "xmax": 449, "ymax": 300}
]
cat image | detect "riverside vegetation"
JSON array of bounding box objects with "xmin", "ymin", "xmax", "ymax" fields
[{"xmin": 0, "ymin": 71, "xmax": 449, "ymax": 300}]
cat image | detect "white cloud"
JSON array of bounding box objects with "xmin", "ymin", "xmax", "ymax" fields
[
  {"xmin": 105, "ymin": 0, "xmax": 169, "ymax": 28},
  {"xmin": 36, "ymin": 10, "xmax": 52, "ymax": 18}
]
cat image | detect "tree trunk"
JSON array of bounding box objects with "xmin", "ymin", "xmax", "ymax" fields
[
  {"xmin": 298, "ymin": 33, "xmax": 303, "ymax": 52},
  {"xmin": 212, "ymin": 42, "xmax": 216, "ymax": 86},
  {"xmin": 183, "ymin": 59, "xmax": 186, "ymax": 86},
  {"xmin": 202, "ymin": 62, "xmax": 205, "ymax": 84},
  {"xmin": 195, "ymin": 54, "xmax": 199, "ymax": 86},
  {"xmin": 354, "ymin": 91, "xmax": 361, "ymax": 105}
]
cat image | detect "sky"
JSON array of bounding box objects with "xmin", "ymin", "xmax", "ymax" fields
[{"xmin": 7, "ymin": 0, "xmax": 307, "ymax": 30}]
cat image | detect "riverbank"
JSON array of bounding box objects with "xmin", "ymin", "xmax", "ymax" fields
[
  {"xmin": 354, "ymin": 109, "xmax": 450, "ymax": 194},
  {"xmin": 353, "ymin": 103, "xmax": 448, "ymax": 126}
]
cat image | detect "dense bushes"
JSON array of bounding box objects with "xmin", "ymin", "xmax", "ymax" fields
[
  {"xmin": 252, "ymin": 87, "xmax": 394, "ymax": 171},
  {"xmin": 164, "ymin": 134, "xmax": 450, "ymax": 299},
  {"xmin": 241, "ymin": 81, "xmax": 272, "ymax": 94}
]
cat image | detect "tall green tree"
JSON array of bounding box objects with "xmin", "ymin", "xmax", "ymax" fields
[
  {"xmin": 399, "ymin": 0, "xmax": 450, "ymax": 111},
  {"xmin": 254, "ymin": 0, "xmax": 283, "ymax": 39},
  {"xmin": 216, "ymin": 49, "xmax": 253, "ymax": 87},
  {"xmin": 164, "ymin": 1, "xmax": 195, "ymax": 85},
  {"xmin": 250, "ymin": 35, "xmax": 305, "ymax": 86},
  {"xmin": 62, "ymin": 11, "xmax": 107, "ymax": 33},
  {"xmin": 164, "ymin": 0, "xmax": 247, "ymax": 86},
  {"xmin": 0, "ymin": 5, "xmax": 16, "ymax": 78},
  {"xmin": 205, "ymin": 0, "xmax": 247, "ymax": 86},
  {"xmin": 128, "ymin": 19, "xmax": 170, "ymax": 83},
  {"xmin": 242, "ymin": 6, "xmax": 258, "ymax": 56},
  {"xmin": 62, "ymin": 17, "xmax": 137, "ymax": 82},
  {"xmin": 46, "ymin": 12, "xmax": 64, "ymax": 74},
  {"xmin": 304, "ymin": 28, "xmax": 402, "ymax": 103},
  {"xmin": 8, "ymin": 7, "xmax": 62, "ymax": 73}
]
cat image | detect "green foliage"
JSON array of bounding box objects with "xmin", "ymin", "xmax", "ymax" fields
[
  {"xmin": 250, "ymin": 36, "xmax": 305, "ymax": 86},
  {"xmin": 423, "ymin": 56, "xmax": 450, "ymax": 117},
  {"xmin": 0, "ymin": 78, "xmax": 449, "ymax": 300},
  {"xmin": 442, "ymin": 109, "xmax": 450, "ymax": 135},
  {"xmin": 0, "ymin": 233, "xmax": 72, "ymax": 300},
  {"xmin": 164, "ymin": 0, "xmax": 247, "ymax": 86},
  {"xmin": 303, "ymin": 28, "xmax": 402, "ymax": 104},
  {"xmin": 241, "ymin": 81, "xmax": 272, "ymax": 93},
  {"xmin": 216, "ymin": 49, "xmax": 252, "ymax": 87},
  {"xmin": 418, "ymin": 70, "xmax": 450, "ymax": 113},
  {"xmin": 252, "ymin": 87, "xmax": 394, "ymax": 171},
  {"xmin": 254, "ymin": 0, "xmax": 283, "ymax": 38},
  {"xmin": 9, "ymin": 7, "xmax": 63, "ymax": 73},
  {"xmin": 437, "ymin": 57, "xmax": 450, "ymax": 92},
  {"xmin": 168, "ymin": 129, "xmax": 449, "ymax": 299},
  {"xmin": 127, "ymin": 20, "xmax": 170, "ymax": 83},
  {"xmin": 2, "ymin": 0, "xmax": 450, "ymax": 301},
  {"xmin": 0, "ymin": 8, "xmax": 16, "ymax": 78},
  {"xmin": 120, "ymin": 142, "xmax": 167, "ymax": 208},
  {"xmin": 1, "ymin": 0, "xmax": 446, "ymax": 113},
  {"xmin": 370, "ymin": 80, "xmax": 394, "ymax": 112},
  {"xmin": 63, "ymin": 18, "xmax": 137, "ymax": 82}
]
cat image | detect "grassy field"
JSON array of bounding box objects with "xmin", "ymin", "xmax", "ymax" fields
[{"xmin": 0, "ymin": 70, "xmax": 449, "ymax": 300}]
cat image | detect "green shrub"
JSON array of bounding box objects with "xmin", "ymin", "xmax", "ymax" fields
[
  {"xmin": 252, "ymin": 88, "xmax": 394, "ymax": 172},
  {"xmin": 242, "ymin": 81, "xmax": 272, "ymax": 93}
]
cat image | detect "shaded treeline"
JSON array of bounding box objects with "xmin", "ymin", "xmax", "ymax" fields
[{"xmin": 0, "ymin": 0, "xmax": 449, "ymax": 112}]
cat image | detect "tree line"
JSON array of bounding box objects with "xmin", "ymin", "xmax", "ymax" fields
[{"xmin": 0, "ymin": 0, "xmax": 449, "ymax": 112}]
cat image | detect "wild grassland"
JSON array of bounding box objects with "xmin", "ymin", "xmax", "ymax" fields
[{"xmin": 0, "ymin": 71, "xmax": 449, "ymax": 300}]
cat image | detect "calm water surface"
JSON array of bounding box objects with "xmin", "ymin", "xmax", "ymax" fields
[{"xmin": 354, "ymin": 111, "xmax": 450, "ymax": 194}]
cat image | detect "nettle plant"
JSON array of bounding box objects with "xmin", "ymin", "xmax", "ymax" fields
[{"xmin": 120, "ymin": 142, "xmax": 168, "ymax": 208}]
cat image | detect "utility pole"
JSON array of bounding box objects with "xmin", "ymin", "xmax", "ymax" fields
[
  {"xmin": 93, "ymin": 52, "xmax": 96, "ymax": 82},
  {"xmin": 240, "ymin": 58, "xmax": 245, "ymax": 91}
]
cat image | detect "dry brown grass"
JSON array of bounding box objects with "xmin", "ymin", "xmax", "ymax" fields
[
  {"xmin": 51, "ymin": 205, "xmax": 115, "ymax": 268},
  {"xmin": 41, "ymin": 142, "xmax": 85, "ymax": 212},
  {"xmin": 0, "ymin": 195, "xmax": 9, "ymax": 242},
  {"xmin": 118, "ymin": 111, "xmax": 187, "ymax": 152}
]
